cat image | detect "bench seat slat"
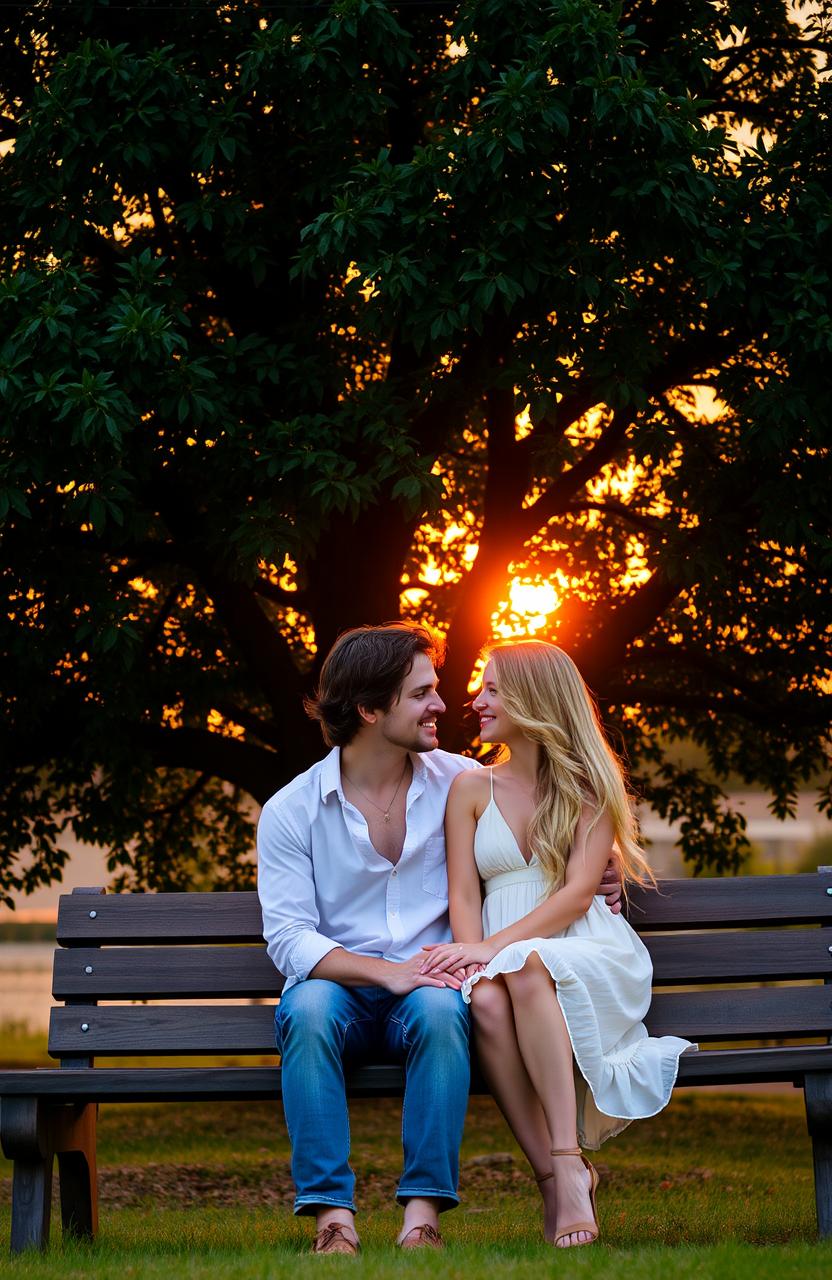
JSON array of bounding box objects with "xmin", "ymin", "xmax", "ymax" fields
[
  {"xmin": 643, "ymin": 985, "xmax": 832, "ymax": 1038},
  {"xmin": 47, "ymin": 986, "xmax": 832, "ymax": 1056},
  {"xmin": 5, "ymin": 1044, "xmax": 832, "ymax": 1103},
  {"xmin": 51, "ymin": 931, "xmax": 832, "ymax": 999},
  {"xmin": 52, "ymin": 946, "xmax": 285, "ymax": 999}
]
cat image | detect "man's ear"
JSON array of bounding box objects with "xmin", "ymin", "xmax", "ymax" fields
[{"xmin": 356, "ymin": 704, "xmax": 378, "ymax": 726}]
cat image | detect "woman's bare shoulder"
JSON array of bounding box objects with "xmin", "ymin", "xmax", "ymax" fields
[{"xmin": 448, "ymin": 766, "xmax": 490, "ymax": 800}]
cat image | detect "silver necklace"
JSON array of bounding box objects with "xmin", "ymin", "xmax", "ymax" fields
[{"xmin": 343, "ymin": 759, "xmax": 410, "ymax": 823}]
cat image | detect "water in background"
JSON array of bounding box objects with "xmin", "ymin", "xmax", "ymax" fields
[
  {"xmin": 0, "ymin": 943, "xmax": 54, "ymax": 1032},
  {"xmin": 0, "ymin": 941, "xmax": 274, "ymax": 1043}
]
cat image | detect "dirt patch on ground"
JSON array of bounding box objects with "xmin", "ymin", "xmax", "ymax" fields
[
  {"xmin": 0, "ymin": 1152, "xmax": 727, "ymax": 1213},
  {"xmin": 0, "ymin": 1154, "xmax": 544, "ymax": 1212}
]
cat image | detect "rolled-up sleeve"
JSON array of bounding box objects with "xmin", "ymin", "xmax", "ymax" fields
[{"xmin": 257, "ymin": 796, "xmax": 341, "ymax": 981}]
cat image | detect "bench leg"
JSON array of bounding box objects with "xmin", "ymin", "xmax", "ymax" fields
[
  {"xmin": 804, "ymin": 1071, "xmax": 832, "ymax": 1238},
  {"xmin": 54, "ymin": 1104, "xmax": 98, "ymax": 1242},
  {"xmin": 0, "ymin": 1097, "xmax": 53, "ymax": 1253},
  {"xmin": 0, "ymin": 1098, "xmax": 99, "ymax": 1251},
  {"xmin": 10, "ymin": 1159, "xmax": 53, "ymax": 1254}
]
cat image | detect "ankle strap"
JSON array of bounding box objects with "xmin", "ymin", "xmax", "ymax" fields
[{"xmin": 550, "ymin": 1147, "xmax": 582, "ymax": 1156}]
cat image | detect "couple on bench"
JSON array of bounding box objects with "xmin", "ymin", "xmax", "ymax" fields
[{"xmin": 257, "ymin": 622, "xmax": 692, "ymax": 1253}]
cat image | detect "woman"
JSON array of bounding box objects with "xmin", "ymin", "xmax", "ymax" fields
[{"xmin": 420, "ymin": 641, "xmax": 694, "ymax": 1248}]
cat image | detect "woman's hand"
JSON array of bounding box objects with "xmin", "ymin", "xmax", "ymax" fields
[
  {"xmin": 420, "ymin": 940, "xmax": 496, "ymax": 974},
  {"xmin": 447, "ymin": 962, "xmax": 487, "ymax": 983}
]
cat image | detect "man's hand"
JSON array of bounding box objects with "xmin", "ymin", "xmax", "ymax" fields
[
  {"xmin": 599, "ymin": 855, "xmax": 623, "ymax": 915},
  {"xmin": 383, "ymin": 953, "xmax": 463, "ymax": 996}
]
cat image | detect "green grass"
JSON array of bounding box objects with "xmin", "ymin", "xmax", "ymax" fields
[
  {"xmin": 1, "ymin": 1233, "xmax": 830, "ymax": 1280},
  {"xmin": 0, "ymin": 1023, "xmax": 55, "ymax": 1069},
  {"xmin": 1, "ymin": 1090, "xmax": 831, "ymax": 1275}
]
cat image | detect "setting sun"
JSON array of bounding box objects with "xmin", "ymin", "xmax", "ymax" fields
[{"xmin": 507, "ymin": 579, "xmax": 559, "ymax": 622}]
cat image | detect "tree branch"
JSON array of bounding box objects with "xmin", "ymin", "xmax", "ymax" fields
[
  {"xmin": 253, "ymin": 577, "xmax": 309, "ymax": 609},
  {"xmin": 142, "ymin": 581, "xmax": 182, "ymax": 657},
  {"xmin": 560, "ymin": 561, "xmax": 690, "ymax": 689},
  {"xmin": 132, "ymin": 723, "xmax": 282, "ymax": 804},
  {"xmin": 516, "ymin": 390, "xmax": 599, "ymax": 464},
  {"xmin": 408, "ymin": 339, "xmax": 487, "ymax": 456},
  {"xmin": 661, "ymin": 395, "xmax": 722, "ymax": 467},
  {"xmin": 518, "ymin": 408, "xmax": 633, "ymax": 540},
  {"xmin": 622, "ymin": 643, "xmax": 767, "ymax": 700},
  {"xmin": 147, "ymin": 186, "xmax": 177, "ymax": 260},
  {"xmin": 564, "ymin": 499, "xmax": 663, "ymax": 535},
  {"xmin": 150, "ymin": 771, "xmax": 209, "ymax": 818},
  {"xmin": 601, "ymin": 685, "xmax": 830, "ymax": 731},
  {"xmin": 710, "ymin": 38, "xmax": 832, "ymax": 81},
  {"xmin": 198, "ymin": 573, "xmax": 310, "ymax": 727},
  {"xmin": 152, "ymin": 480, "xmax": 312, "ymax": 733},
  {"xmin": 213, "ymin": 702, "xmax": 285, "ymax": 751}
]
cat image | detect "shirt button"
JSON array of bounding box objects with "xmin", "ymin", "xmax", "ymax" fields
[{"xmin": 391, "ymin": 869, "xmax": 397, "ymax": 876}]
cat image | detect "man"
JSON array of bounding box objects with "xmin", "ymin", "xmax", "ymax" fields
[{"xmin": 257, "ymin": 622, "xmax": 619, "ymax": 1254}]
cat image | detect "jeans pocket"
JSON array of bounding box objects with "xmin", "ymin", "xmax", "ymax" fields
[{"xmin": 421, "ymin": 836, "xmax": 448, "ymax": 899}]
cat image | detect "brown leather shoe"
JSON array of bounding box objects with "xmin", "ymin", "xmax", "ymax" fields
[
  {"xmin": 311, "ymin": 1223, "xmax": 361, "ymax": 1255},
  {"xmin": 397, "ymin": 1224, "xmax": 444, "ymax": 1250}
]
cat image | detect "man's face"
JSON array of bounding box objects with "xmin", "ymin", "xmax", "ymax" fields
[{"xmin": 374, "ymin": 651, "xmax": 446, "ymax": 752}]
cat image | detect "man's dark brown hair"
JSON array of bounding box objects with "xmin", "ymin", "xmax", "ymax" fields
[{"xmin": 305, "ymin": 622, "xmax": 446, "ymax": 747}]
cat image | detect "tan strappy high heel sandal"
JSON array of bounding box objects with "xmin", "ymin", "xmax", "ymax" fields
[{"xmin": 550, "ymin": 1146, "xmax": 600, "ymax": 1248}]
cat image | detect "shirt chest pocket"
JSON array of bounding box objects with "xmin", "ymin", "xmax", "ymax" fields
[{"xmin": 421, "ymin": 836, "xmax": 448, "ymax": 899}]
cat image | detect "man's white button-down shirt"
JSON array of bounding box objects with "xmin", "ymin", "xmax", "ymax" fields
[{"xmin": 257, "ymin": 746, "xmax": 480, "ymax": 991}]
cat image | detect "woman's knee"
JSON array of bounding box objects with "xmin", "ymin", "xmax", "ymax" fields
[
  {"xmin": 470, "ymin": 978, "xmax": 511, "ymax": 1034},
  {"xmin": 504, "ymin": 953, "xmax": 552, "ymax": 998}
]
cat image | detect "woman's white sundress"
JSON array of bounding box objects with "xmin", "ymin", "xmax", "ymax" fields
[{"xmin": 461, "ymin": 770, "xmax": 695, "ymax": 1149}]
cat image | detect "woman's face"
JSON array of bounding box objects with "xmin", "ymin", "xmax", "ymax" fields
[{"xmin": 472, "ymin": 660, "xmax": 512, "ymax": 743}]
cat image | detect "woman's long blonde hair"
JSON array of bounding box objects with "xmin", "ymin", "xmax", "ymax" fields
[{"xmin": 486, "ymin": 640, "xmax": 653, "ymax": 893}]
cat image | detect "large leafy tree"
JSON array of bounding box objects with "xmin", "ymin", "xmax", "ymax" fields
[{"xmin": 1, "ymin": 0, "xmax": 829, "ymax": 903}]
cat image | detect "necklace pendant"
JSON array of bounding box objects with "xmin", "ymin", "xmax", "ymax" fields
[{"xmin": 384, "ymin": 812, "xmax": 391, "ymax": 823}]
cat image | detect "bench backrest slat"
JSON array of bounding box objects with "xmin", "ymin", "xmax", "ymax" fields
[
  {"xmin": 52, "ymin": 946, "xmax": 284, "ymax": 999},
  {"xmin": 55, "ymin": 872, "xmax": 832, "ymax": 947},
  {"xmin": 47, "ymin": 875, "xmax": 832, "ymax": 1062},
  {"xmin": 47, "ymin": 985, "xmax": 832, "ymax": 1057},
  {"xmin": 56, "ymin": 891, "xmax": 264, "ymax": 945},
  {"xmin": 626, "ymin": 872, "xmax": 832, "ymax": 927},
  {"xmin": 51, "ymin": 930, "xmax": 832, "ymax": 1000},
  {"xmin": 643, "ymin": 929, "xmax": 832, "ymax": 984}
]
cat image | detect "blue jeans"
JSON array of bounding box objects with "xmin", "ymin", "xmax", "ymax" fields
[{"xmin": 275, "ymin": 980, "xmax": 470, "ymax": 1215}]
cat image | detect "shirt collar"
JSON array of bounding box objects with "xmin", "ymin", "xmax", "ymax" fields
[
  {"xmin": 320, "ymin": 746, "xmax": 343, "ymax": 801},
  {"xmin": 408, "ymin": 750, "xmax": 428, "ymax": 800},
  {"xmin": 319, "ymin": 745, "xmax": 430, "ymax": 802}
]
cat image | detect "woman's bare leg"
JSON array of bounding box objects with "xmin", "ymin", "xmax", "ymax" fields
[
  {"xmin": 469, "ymin": 977, "xmax": 557, "ymax": 1240},
  {"xmin": 503, "ymin": 955, "xmax": 596, "ymax": 1246}
]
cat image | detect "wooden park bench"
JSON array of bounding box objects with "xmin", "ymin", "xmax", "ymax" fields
[{"xmin": 2, "ymin": 871, "xmax": 832, "ymax": 1252}]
